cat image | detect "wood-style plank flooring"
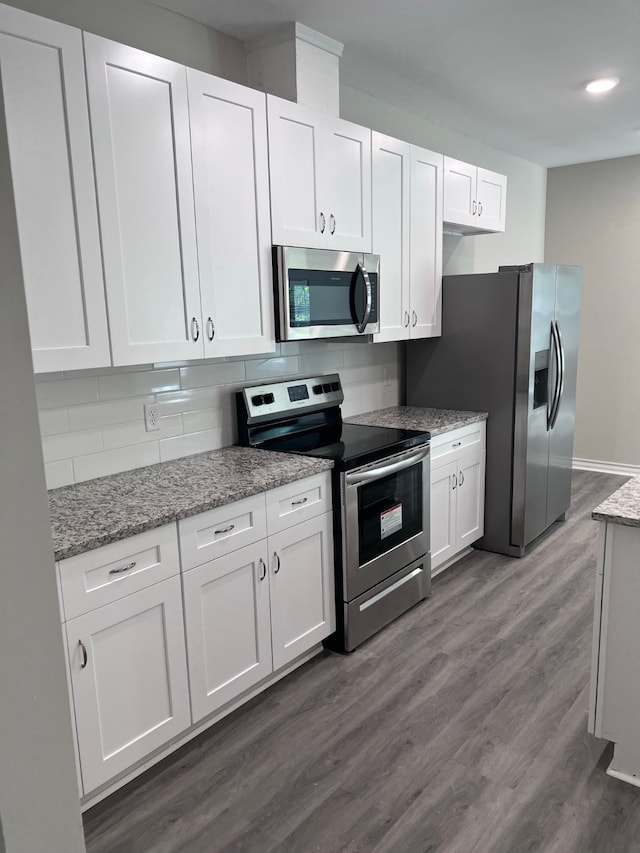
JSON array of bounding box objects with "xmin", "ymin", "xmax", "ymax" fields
[{"xmin": 84, "ymin": 470, "xmax": 640, "ymax": 853}]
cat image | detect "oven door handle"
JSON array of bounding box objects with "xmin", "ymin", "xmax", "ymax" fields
[{"xmin": 344, "ymin": 447, "xmax": 430, "ymax": 486}]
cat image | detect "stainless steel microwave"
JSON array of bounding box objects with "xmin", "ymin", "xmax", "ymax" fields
[{"xmin": 273, "ymin": 246, "xmax": 380, "ymax": 341}]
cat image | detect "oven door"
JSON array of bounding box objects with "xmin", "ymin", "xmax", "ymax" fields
[
  {"xmin": 274, "ymin": 246, "xmax": 379, "ymax": 340},
  {"xmin": 342, "ymin": 445, "xmax": 430, "ymax": 601}
]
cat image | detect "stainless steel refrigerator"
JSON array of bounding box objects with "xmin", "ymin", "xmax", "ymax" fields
[{"xmin": 406, "ymin": 263, "xmax": 581, "ymax": 556}]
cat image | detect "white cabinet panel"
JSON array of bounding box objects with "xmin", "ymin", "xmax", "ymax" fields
[
  {"xmin": 182, "ymin": 542, "xmax": 272, "ymax": 722},
  {"xmin": 67, "ymin": 575, "xmax": 190, "ymax": 793},
  {"xmin": 443, "ymin": 157, "xmax": 476, "ymax": 228},
  {"xmin": 84, "ymin": 34, "xmax": 201, "ymax": 365},
  {"xmin": 188, "ymin": 70, "xmax": 274, "ymax": 357},
  {"xmin": 444, "ymin": 156, "xmax": 507, "ymax": 234},
  {"xmin": 266, "ymin": 471, "xmax": 332, "ymax": 534},
  {"xmin": 372, "ymin": 132, "xmax": 410, "ymax": 342},
  {"xmin": 430, "ymin": 460, "xmax": 457, "ymax": 569},
  {"xmin": 477, "ymin": 167, "xmax": 507, "ymax": 232},
  {"xmin": 269, "ymin": 512, "xmax": 335, "ymax": 670},
  {"xmin": 267, "ymin": 95, "xmax": 371, "ymax": 252},
  {"xmin": 457, "ymin": 450, "xmax": 485, "ymax": 549},
  {"xmin": 0, "ymin": 7, "xmax": 109, "ymax": 372},
  {"xmin": 409, "ymin": 146, "xmax": 443, "ymax": 338}
]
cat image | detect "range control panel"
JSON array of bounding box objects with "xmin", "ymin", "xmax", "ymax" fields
[{"xmin": 239, "ymin": 374, "xmax": 344, "ymax": 422}]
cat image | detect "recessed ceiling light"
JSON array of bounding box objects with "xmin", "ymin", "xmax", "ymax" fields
[{"xmin": 585, "ymin": 77, "xmax": 619, "ymax": 94}]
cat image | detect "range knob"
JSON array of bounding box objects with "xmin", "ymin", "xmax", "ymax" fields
[
  {"xmin": 251, "ymin": 394, "xmax": 264, "ymax": 406},
  {"xmin": 312, "ymin": 384, "xmax": 324, "ymax": 395},
  {"xmin": 263, "ymin": 393, "xmax": 275, "ymax": 404}
]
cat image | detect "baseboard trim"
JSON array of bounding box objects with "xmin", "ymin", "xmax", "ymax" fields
[{"xmin": 573, "ymin": 457, "xmax": 640, "ymax": 477}]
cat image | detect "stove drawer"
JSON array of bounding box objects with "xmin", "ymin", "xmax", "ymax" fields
[{"xmin": 266, "ymin": 472, "xmax": 332, "ymax": 535}]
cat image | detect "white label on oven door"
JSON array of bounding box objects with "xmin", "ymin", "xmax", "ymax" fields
[{"xmin": 381, "ymin": 503, "xmax": 403, "ymax": 539}]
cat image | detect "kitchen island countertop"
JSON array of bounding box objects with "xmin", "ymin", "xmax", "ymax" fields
[
  {"xmin": 49, "ymin": 445, "xmax": 334, "ymax": 562},
  {"xmin": 345, "ymin": 406, "xmax": 488, "ymax": 436},
  {"xmin": 592, "ymin": 476, "xmax": 640, "ymax": 528}
]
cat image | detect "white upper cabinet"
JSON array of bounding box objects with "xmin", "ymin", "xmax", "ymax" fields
[
  {"xmin": 443, "ymin": 156, "xmax": 507, "ymax": 234},
  {"xmin": 84, "ymin": 34, "xmax": 201, "ymax": 365},
  {"xmin": 187, "ymin": 70, "xmax": 274, "ymax": 357},
  {"xmin": 409, "ymin": 145, "xmax": 443, "ymax": 338},
  {"xmin": 0, "ymin": 6, "xmax": 110, "ymax": 372},
  {"xmin": 267, "ymin": 95, "xmax": 372, "ymax": 252},
  {"xmin": 372, "ymin": 133, "xmax": 442, "ymax": 342}
]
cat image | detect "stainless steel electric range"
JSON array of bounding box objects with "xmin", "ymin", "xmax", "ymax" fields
[{"xmin": 236, "ymin": 374, "xmax": 431, "ymax": 652}]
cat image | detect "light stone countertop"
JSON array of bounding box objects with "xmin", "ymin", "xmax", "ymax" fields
[
  {"xmin": 592, "ymin": 476, "xmax": 640, "ymax": 528},
  {"xmin": 49, "ymin": 445, "xmax": 334, "ymax": 562},
  {"xmin": 346, "ymin": 406, "xmax": 488, "ymax": 436}
]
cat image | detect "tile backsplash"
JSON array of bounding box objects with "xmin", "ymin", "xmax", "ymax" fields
[{"xmin": 37, "ymin": 340, "xmax": 401, "ymax": 489}]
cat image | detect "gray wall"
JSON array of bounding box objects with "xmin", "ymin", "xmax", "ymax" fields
[
  {"xmin": 0, "ymin": 78, "xmax": 85, "ymax": 853},
  {"xmin": 545, "ymin": 154, "xmax": 640, "ymax": 468}
]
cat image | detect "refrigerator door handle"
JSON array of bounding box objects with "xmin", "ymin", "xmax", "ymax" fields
[
  {"xmin": 550, "ymin": 320, "xmax": 566, "ymax": 430},
  {"xmin": 548, "ymin": 320, "xmax": 561, "ymax": 431}
]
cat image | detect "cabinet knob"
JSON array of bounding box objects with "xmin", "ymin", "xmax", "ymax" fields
[
  {"xmin": 273, "ymin": 552, "xmax": 281, "ymax": 574},
  {"xmin": 206, "ymin": 317, "xmax": 215, "ymax": 341},
  {"xmin": 330, "ymin": 213, "xmax": 336, "ymax": 235},
  {"xmin": 319, "ymin": 212, "xmax": 326, "ymax": 233},
  {"xmin": 191, "ymin": 317, "xmax": 200, "ymax": 342},
  {"xmin": 412, "ymin": 311, "xmax": 417, "ymax": 327}
]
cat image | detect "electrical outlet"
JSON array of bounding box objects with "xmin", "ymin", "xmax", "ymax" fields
[{"xmin": 144, "ymin": 404, "xmax": 160, "ymax": 432}]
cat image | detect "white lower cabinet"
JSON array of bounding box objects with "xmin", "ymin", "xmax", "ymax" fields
[
  {"xmin": 66, "ymin": 575, "xmax": 190, "ymax": 793},
  {"xmin": 181, "ymin": 479, "xmax": 335, "ymax": 723},
  {"xmin": 430, "ymin": 423, "xmax": 486, "ymax": 574}
]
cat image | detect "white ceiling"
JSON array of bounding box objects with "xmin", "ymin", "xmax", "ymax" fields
[{"xmin": 152, "ymin": 0, "xmax": 640, "ymax": 167}]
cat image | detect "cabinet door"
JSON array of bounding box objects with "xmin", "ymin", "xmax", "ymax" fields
[
  {"xmin": 182, "ymin": 542, "xmax": 272, "ymax": 723},
  {"xmin": 188, "ymin": 71, "xmax": 275, "ymax": 358},
  {"xmin": 477, "ymin": 167, "xmax": 507, "ymax": 233},
  {"xmin": 322, "ymin": 116, "xmax": 372, "ymax": 252},
  {"xmin": 372, "ymin": 132, "xmax": 410, "ymax": 342},
  {"xmin": 456, "ymin": 450, "xmax": 486, "ymax": 550},
  {"xmin": 409, "ymin": 146, "xmax": 443, "ymax": 338},
  {"xmin": 443, "ymin": 156, "xmax": 477, "ymax": 228},
  {"xmin": 84, "ymin": 34, "xmax": 202, "ymax": 365},
  {"xmin": 430, "ymin": 459, "xmax": 458, "ymax": 572},
  {"xmin": 67, "ymin": 576, "xmax": 190, "ymax": 793},
  {"xmin": 267, "ymin": 95, "xmax": 325, "ymax": 249},
  {"xmin": 0, "ymin": 7, "xmax": 109, "ymax": 372},
  {"xmin": 269, "ymin": 512, "xmax": 335, "ymax": 670}
]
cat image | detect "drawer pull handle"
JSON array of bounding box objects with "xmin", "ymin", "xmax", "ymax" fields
[
  {"xmin": 291, "ymin": 497, "xmax": 308, "ymax": 506},
  {"xmin": 259, "ymin": 558, "xmax": 266, "ymax": 581},
  {"xmin": 452, "ymin": 442, "xmax": 462, "ymax": 447},
  {"xmin": 452, "ymin": 474, "xmax": 457, "ymax": 490},
  {"xmin": 109, "ymin": 561, "xmax": 136, "ymax": 575},
  {"xmin": 459, "ymin": 470, "xmax": 465, "ymax": 486},
  {"xmin": 274, "ymin": 552, "xmax": 281, "ymax": 574},
  {"xmin": 79, "ymin": 640, "xmax": 88, "ymax": 669},
  {"xmin": 214, "ymin": 524, "xmax": 235, "ymax": 535}
]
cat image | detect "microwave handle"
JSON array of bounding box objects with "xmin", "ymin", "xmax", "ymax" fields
[{"xmin": 354, "ymin": 262, "xmax": 372, "ymax": 334}]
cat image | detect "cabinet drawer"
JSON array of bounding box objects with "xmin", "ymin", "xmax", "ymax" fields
[
  {"xmin": 179, "ymin": 493, "xmax": 267, "ymax": 572},
  {"xmin": 58, "ymin": 525, "xmax": 180, "ymax": 620},
  {"xmin": 431, "ymin": 421, "xmax": 485, "ymax": 466},
  {"xmin": 266, "ymin": 472, "xmax": 332, "ymax": 535}
]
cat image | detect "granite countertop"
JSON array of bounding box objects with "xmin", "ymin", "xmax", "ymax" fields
[
  {"xmin": 592, "ymin": 476, "xmax": 640, "ymax": 528},
  {"xmin": 49, "ymin": 446, "xmax": 333, "ymax": 562},
  {"xmin": 346, "ymin": 406, "xmax": 488, "ymax": 436}
]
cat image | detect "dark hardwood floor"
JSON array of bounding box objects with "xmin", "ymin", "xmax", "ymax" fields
[{"xmin": 84, "ymin": 470, "xmax": 640, "ymax": 853}]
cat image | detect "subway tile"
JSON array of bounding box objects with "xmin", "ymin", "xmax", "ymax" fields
[
  {"xmin": 182, "ymin": 408, "xmax": 224, "ymax": 434},
  {"xmin": 179, "ymin": 361, "xmax": 245, "ymax": 390},
  {"xmin": 73, "ymin": 442, "xmax": 160, "ymax": 483},
  {"xmin": 98, "ymin": 369, "xmax": 180, "ymax": 401},
  {"xmin": 42, "ymin": 428, "xmax": 103, "ymax": 463},
  {"xmin": 62, "ymin": 364, "xmax": 152, "ymax": 379},
  {"xmin": 156, "ymin": 387, "xmax": 224, "ymax": 416},
  {"xmin": 298, "ymin": 348, "xmax": 345, "ymax": 375},
  {"xmin": 227, "ymin": 343, "xmax": 281, "ymax": 362},
  {"xmin": 35, "ymin": 376, "xmax": 99, "ymax": 409},
  {"xmin": 102, "ymin": 414, "xmax": 183, "ymax": 450},
  {"xmin": 159, "ymin": 428, "xmax": 224, "ymax": 462},
  {"xmin": 44, "ymin": 460, "xmax": 74, "ymax": 490},
  {"xmin": 342, "ymin": 341, "xmax": 400, "ymax": 368},
  {"xmin": 67, "ymin": 396, "xmax": 155, "ymax": 431},
  {"xmin": 35, "ymin": 371, "xmax": 64, "ymax": 382},
  {"xmin": 244, "ymin": 356, "xmax": 299, "ymax": 381},
  {"xmin": 39, "ymin": 408, "xmax": 69, "ymax": 437}
]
